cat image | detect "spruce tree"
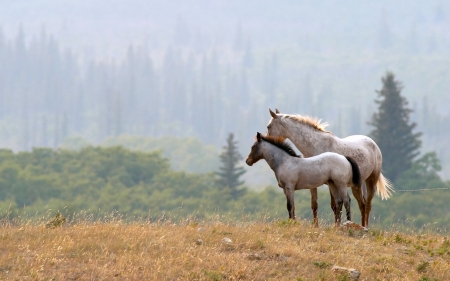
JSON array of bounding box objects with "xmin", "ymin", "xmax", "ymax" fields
[
  {"xmin": 216, "ymin": 133, "xmax": 246, "ymax": 199},
  {"xmin": 369, "ymin": 72, "xmax": 422, "ymax": 182}
]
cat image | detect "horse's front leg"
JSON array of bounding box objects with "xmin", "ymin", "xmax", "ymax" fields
[
  {"xmin": 334, "ymin": 196, "xmax": 344, "ymax": 226},
  {"xmin": 283, "ymin": 186, "xmax": 296, "ymax": 220},
  {"xmin": 310, "ymin": 188, "xmax": 319, "ymax": 227},
  {"xmin": 328, "ymin": 185, "xmax": 337, "ymax": 217}
]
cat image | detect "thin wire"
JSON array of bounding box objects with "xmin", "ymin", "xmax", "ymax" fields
[{"xmin": 395, "ymin": 187, "xmax": 450, "ymax": 192}]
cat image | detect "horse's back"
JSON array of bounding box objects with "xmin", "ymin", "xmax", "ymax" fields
[
  {"xmin": 316, "ymin": 152, "xmax": 354, "ymax": 185},
  {"xmin": 310, "ymin": 152, "xmax": 351, "ymax": 174},
  {"xmin": 342, "ymin": 135, "xmax": 378, "ymax": 148},
  {"xmin": 335, "ymin": 135, "xmax": 382, "ymax": 178},
  {"xmin": 341, "ymin": 135, "xmax": 379, "ymax": 152},
  {"xmin": 314, "ymin": 151, "xmax": 348, "ymax": 163}
]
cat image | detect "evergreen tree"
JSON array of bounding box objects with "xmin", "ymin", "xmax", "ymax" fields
[
  {"xmin": 216, "ymin": 133, "xmax": 246, "ymax": 200},
  {"xmin": 369, "ymin": 72, "xmax": 422, "ymax": 182}
]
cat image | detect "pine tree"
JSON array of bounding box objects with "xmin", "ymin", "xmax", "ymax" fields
[
  {"xmin": 216, "ymin": 133, "xmax": 246, "ymax": 200},
  {"xmin": 369, "ymin": 72, "xmax": 422, "ymax": 182}
]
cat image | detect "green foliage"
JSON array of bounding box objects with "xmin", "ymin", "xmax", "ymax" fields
[
  {"xmin": 2, "ymin": 145, "xmax": 450, "ymax": 230},
  {"xmin": 216, "ymin": 133, "xmax": 246, "ymax": 200},
  {"xmin": 0, "ymin": 145, "xmax": 298, "ymax": 220},
  {"xmin": 337, "ymin": 274, "xmax": 350, "ymax": 281},
  {"xmin": 371, "ymin": 180, "xmax": 450, "ymax": 228},
  {"xmin": 416, "ymin": 261, "xmax": 429, "ymax": 273},
  {"xmin": 0, "ymin": 146, "xmax": 169, "ymax": 215},
  {"xmin": 396, "ymin": 152, "xmax": 442, "ymax": 190},
  {"xmin": 418, "ymin": 277, "xmax": 439, "ymax": 281},
  {"xmin": 313, "ymin": 261, "xmax": 332, "ymax": 269},
  {"xmin": 369, "ymin": 72, "xmax": 422, "ymax": 182},
  {"xmin": 277, "ymin": 219, "xmax": 300, "ymax": 227},
  {"xmin": 203, "ymin": 270, "xmax": 225, "ymax": 281},
  {"xmin": 46, "ymin": 212, "xmax": 66, "ymax": 228},
  {"xmin": 101, "ymin": 135, "xmax": 220, "ymax": 174}
]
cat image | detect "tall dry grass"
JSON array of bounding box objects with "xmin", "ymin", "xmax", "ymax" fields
[{"xmin": 0, "ymin": 213, "xmax": 449, "ymax": 280}]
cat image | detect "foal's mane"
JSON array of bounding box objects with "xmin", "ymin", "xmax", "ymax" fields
[
  {"xmin": 260, "ymin": 135, "xmax": 300, "ymax": 158},
  {"xmin": 283, "ymin": 115, "xmax": 330, "ymax": 133}
]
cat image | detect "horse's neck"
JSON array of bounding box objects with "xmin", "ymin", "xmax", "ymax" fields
[
  {"xmin": 283, "ymin": 123, "xmax": 336, "ymax": 157},
  {"xmin": 261, "ymin": 143, "xmax": 289, "ymax": 173}
]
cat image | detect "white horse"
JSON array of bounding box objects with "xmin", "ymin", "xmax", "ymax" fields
[
  {"xmin": 245, "ymin": 132, "xmax": 362, "ymax": 225},
  {"xmin": 267, "ymin": 109, "xmax": 394, "ymax": 227}
]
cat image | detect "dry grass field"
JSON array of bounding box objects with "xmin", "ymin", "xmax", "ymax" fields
[{"xmin": 0, "ymin": 216, "xmax": 449, "ymax": 281}]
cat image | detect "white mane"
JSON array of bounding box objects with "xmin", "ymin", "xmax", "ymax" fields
[{"xmin": 282, "ymin": 114, "xmax": 330, "ymax": 133}]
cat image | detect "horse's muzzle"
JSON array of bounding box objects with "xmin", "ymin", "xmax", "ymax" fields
[{"xmin": 245, "ymin": 157, "xmax": 253, "ymax": 166}]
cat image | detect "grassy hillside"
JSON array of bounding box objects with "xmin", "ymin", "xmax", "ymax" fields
[{"xmin": 1, "ymin": 217, "xmax": 449, "ymax": 280}]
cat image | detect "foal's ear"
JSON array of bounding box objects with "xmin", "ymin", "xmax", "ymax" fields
[
  {"xmin": 269, "ymin": 108, "xmax": 278, "ymax": 118},
  {"xmin": 256, "ymin": 132, "xmax": 261, "ymax": 141},
  {"xmin": 275, "ymin": 108, "xmax": 280, "ymax": 114}
]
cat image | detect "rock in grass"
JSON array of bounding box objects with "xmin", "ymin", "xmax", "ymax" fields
[
  {"xmin": 340, "ymin": 221, "xmax": 368, "ymax": 232},
  {"xmin": 196, "ymin": 239, "xmax": 203, "ymax": 245},
  {"xmin": 221, "ymin": 237, "xmax": 234, "ymax": 250},
  {"xmin": 222, "ymin": 237, "xmax": 232, "ymax": 244},
  {"xmin": 332, "ymin": 265, "xmax": 361, "ymax": 280},
  {"xmin": 246, "ymin": 253, "xmax": 262, "ymax": 260}
]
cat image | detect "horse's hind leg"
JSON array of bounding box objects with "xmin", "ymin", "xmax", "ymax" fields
[
  {"xmin": 310, "ymin": 188, "xmax": 319, "ymax": 227},
  {"xmin": 351, "ymin": 185, "xmax": 366, "ymax": 226},
  {"xmin": 364, "ymin": 176, "xmax": 378, "ymax": 227}
]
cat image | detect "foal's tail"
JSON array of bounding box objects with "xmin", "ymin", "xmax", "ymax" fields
[
  {"xmin": 345, "ymin": 157, "xmax": 362, "ymax": 188},
  {"xmin": 376, "ymin": 173, "xmax": 394, "ymax": 200}
]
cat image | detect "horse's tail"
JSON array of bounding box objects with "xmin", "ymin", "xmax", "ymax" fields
[
  {"xmin": 345, "ymin": 156, "xmax": 362, "ymax": 188},
  {"xmin": 376, "ymin": 173, "xmax": 394, "ymax": 200}
]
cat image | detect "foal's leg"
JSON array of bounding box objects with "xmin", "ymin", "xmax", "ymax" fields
[
  {"xmin": 310, "ymin": 188, "xmax": 319, "ymax": 227},
  {"xmin": 345, "ymin": 190, "xmax": 351, "ymax": 221},
  {"xmin": 283, "ymin": 187, "xmax": 296, "ymax": 220},
  {"xmin": 339, "ymin": 187, "xmax": 351, "ymax": 222},
  {"xmin": 328, "ymin": 183, "xmax": 343, "ymax": 226},
  {"xmin": 328, "ymin": 186, "xmax": 337, "ymax": 216}
]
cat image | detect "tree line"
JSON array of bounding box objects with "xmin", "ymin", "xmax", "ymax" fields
[{"xmin": 0, "ymin": 27, "xmax": 449, "ymax": 158}]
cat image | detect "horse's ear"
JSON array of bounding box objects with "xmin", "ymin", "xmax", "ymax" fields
[
  {"xmin": 275, "ymin": 108, "xmax": 280, "ymax": 114},
  {"xmin": 269, "ymin": 108, "xmax": 278, "ymax": 118},
  {"xmin": 256, "ymin": 132, "xmax": 261, "ymax": 141}
]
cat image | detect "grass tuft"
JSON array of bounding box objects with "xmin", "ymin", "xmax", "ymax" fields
[
  {"xmin": 313, "ymin": 261, "xmax": 332, "ymax": 269},
  {"xmin": 45, "ymin": 212, "xmax": 66, "ymax": 228},
  {"xmin": 417, "ymin": 261, "xmax": 430, "ymax": 273}
]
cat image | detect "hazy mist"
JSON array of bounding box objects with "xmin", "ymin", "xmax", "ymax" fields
[{"xmin": 1, "ymin": 1, "xmax": 449, "ymax": 178}]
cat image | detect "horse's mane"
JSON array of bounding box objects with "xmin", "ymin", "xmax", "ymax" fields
[
  {"xmin": 283, "ymin": 114, "xmax": 330, "ymax": 133},
  {"xmin": 260, "ymin": 135, "xmax": 300, "ymax": 158}
]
